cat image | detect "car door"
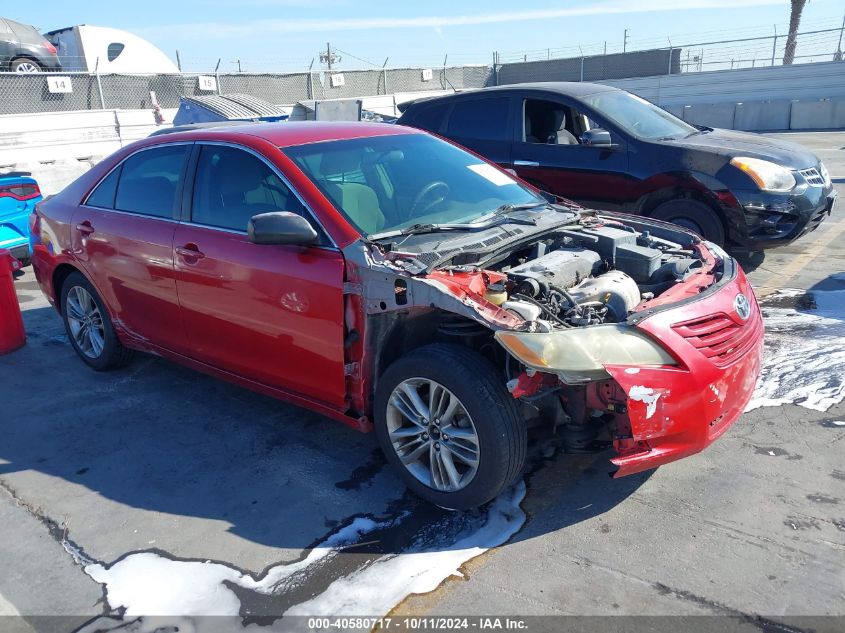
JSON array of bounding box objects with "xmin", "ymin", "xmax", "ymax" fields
[
  {"xmin": 173, "ymin": 143, "xmax": 347, "ymax": 408},
  {"xmin": 441, "ymin": 96, "xmax": 514, "ymax": 166},
  {"xmin": 71, "ymin": 143, "xmax": 190, "ymax": 353},
  {"xmin": 511, "ymin": 96, "xmax": 636, "ymax": 210}
]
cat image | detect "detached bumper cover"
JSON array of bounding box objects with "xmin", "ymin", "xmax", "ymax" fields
[{"xmin": 607, "ymin": 268, "xmax": 763, "ymax": 477}]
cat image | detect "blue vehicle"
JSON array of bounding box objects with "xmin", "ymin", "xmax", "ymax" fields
[{"xmin": 0, "ymin": 171, "xmax": 41, "ymax": 264}]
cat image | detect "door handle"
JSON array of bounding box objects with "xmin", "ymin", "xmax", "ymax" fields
[
  {"xmin": 513, "ymin": 160, "xmax": 540, "ymax": 167},
  {"xmin": 176, "ymin": 244, "xmax": 205, "ymax": 259},
  {"xmin": 75, "ymin": 221, "xmax": 95, "ymax": 235}
]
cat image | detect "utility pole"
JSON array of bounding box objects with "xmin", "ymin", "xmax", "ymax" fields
[
  {"xmin": 319, "ymin": 42, "xmax": 341, "ymax": 70},
  {"xmin": 623, "ymin": 29, "xmax": 629, "ymax": 53},
  {"xmin": 835, "ymin": 11, "xmax": 845, "ymax": 61}
]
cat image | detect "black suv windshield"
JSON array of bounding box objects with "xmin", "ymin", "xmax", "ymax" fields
[
  {"xmin": 582, "ymin": 91, "xmax": 697, "ymax": 140},
  {"xmin": 283, "ymin": 134, "xmax": 544, "ymax": 236}
]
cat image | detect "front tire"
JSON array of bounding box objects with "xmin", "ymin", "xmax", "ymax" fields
[
  {"xmin": 650, "ymin": 198, "xmax": 726, "ymax": 245},
  {"xmin": 60, "ymin": 272, "xmax": 134, "ymax": 371},
  {"xmin": 374, "ymin": 344, "xmax": 526, "ymax": 510}
]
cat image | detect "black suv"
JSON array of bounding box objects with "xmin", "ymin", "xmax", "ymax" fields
[
  {"xmin": 398, "ymin": 82, "xmax": 835, "ymax": 248},
  {"xmin": 0, "ymin": 17, "xmax": 60, "ymax": 72}
]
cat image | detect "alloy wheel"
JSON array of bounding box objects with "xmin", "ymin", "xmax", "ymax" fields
[
  {"xmin": 14, "ymin": 62, "xmax": 40, "ymax": 73},
  {"xmin": 385, "ymin": 378, "xmax": 480, "ymax": 492},
  {"xmin": 65, "ymin": 286, "xmax": 106, "ymax": 359}
]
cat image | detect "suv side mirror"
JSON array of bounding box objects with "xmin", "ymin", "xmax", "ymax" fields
[
  {"xmin": 581, "ymin": 128, "xmax": 615, "ymax": 147},
  {"xmin": 248, "ymin": 212, "xmax": 319, "ymax": 246}
]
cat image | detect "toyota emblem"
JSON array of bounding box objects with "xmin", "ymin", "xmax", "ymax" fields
[{"xmin": 734, "ymin": 294, "xmax": 751, "ymax": 321}]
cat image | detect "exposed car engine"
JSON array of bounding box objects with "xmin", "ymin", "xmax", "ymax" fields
[{"xmin": 487, "ymin": 220, "xmax": 704, "ymax": 330}]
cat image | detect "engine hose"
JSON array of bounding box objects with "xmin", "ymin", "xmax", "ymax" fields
[{"xmin": 512, "ymin": 293, "xmax": 573, "ymax": 328}]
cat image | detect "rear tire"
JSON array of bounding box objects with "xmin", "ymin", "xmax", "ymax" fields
[
  {"xmin": 10, "ymin": 58, "xmax": 42, "ymax": 73},
  {"xmin": 650, "ymin": 198, "xmax": 726, "ymax": 245},
  {"xmin": 374, "ymin": 344, "xmax": 526, "ymax": 510},
  {"xmin": 60, "ymin": 272, "xmax": 134, "ymax": 371}
]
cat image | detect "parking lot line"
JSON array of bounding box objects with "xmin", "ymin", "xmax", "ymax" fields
[{"xmin": 753, "ymin": 214, "xmax": 845, "ymax": 297}]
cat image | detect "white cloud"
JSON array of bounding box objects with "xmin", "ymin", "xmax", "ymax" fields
[{"xmin": 144, "ymin": 0, "xmax": 782, "ymax": 40}]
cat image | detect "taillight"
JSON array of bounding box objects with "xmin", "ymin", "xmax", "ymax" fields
[
  {"xmin": 29, "ymin": 209, "xmax": 41, "ymax": 236},
  {"xmin": 0, "ymin": 183, "xmax": 41, "ymax": 201},
  {"xmin": 44, "ymin": 41, "xmax": 57, "ymax": 55}
]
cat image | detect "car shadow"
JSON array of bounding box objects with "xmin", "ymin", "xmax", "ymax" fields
[
  {"xmin": 1, "ymin": 304, "xmax": 647, "ymax": 571},
  {"xmin": 727, "ymin": 245, "xmax": 766, "ymax": 274}
]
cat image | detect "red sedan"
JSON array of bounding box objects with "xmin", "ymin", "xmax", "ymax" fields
[{"xmin": 30, "ymin": 122, "xmax": 763, "ymax": 509}]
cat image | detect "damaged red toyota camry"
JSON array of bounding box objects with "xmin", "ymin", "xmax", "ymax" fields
[{"xmin": 30, "ymin": 122, "xmax": 763, "ymax": 509}]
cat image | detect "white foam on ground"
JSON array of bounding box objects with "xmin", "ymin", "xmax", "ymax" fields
[
  {"xmin": 286, "ymin": 481, "xmax": 526, "ymax": 616},
  {"xmin": 81, "ymin": 515, "xmax": 391, "ymax": 617},
  {"xmin": 746, "ymin": 287, "xmax": 845, "ymax": 412},
  {"xmin": 75, "ymin": 483, "xmax": 525, "ymax": 622}
]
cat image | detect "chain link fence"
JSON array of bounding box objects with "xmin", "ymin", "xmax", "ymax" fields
[
  {"xmin": 0, "ymin": 25, "xmax": 842, "ymax": 117},
  {"xmin": 0, "ymin": 65, "xmax": 493, "ymax": 116}
]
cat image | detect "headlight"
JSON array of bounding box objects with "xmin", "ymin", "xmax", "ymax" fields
[
  {"xmin": 819, "ymin": 161, "xmax": 831, "ymax": 187},
  {"xmin": 730, "ymin": 156, "xmax": 795, "ymax": 192},
  {"xmin": 495, "ymin": 325, "xmax": 677, "ymax": 384}
]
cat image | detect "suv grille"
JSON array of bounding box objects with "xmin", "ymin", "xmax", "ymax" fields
[{"xmin": 672, "ymin": 309, "xmax": 762, "ymax": 368}]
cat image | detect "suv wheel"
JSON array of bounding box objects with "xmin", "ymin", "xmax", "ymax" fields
[
  {"xmin": 650, "ymin": 198, "xmax": 726, "ymax": 246},
  {"xmin": 60, "ymin": 272, "xmax": 134, "ymax": 371},
  {"xmin": 374, "ymin": 344, "xmax": 526, "ymax": 510},
  {"xmin": 11, "ymin": 58, "xmax": 41, "ymax": 73}
]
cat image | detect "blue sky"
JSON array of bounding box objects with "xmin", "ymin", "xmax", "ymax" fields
[{"xmin": 14, "ymin": 0, "xmax": 845, "ymax": 71}]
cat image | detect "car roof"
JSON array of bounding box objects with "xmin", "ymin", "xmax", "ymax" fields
[
  {"xmin": 151, "ymin": 121, "xmax": 421, "ymax": 148},
  {"xmin": 402, "ymin": 82, "xmax": 620, "ymax": 111}
]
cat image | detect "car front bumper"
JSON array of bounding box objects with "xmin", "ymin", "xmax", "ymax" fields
[
  {"xmin": 723, "ymin": 184, "xmax": 835, "ymax": 249},
  {"xmin": 605, "ymin": 267, "xmax": 763, "ymax": 477}
]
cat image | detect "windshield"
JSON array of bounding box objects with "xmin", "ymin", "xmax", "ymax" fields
[
  {"xmin": 282, "ymin": 134, "xmax": 544, "ymax": 236},
  {"xmin": 582, "ymin": 91, "xmax": 697, "ymax": 140}
]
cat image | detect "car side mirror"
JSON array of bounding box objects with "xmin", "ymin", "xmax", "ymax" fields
[
  {"xmin": 248, "ymin": 212, "xmax": 319, "ymax": 246},
  {"xmin": 581, "ymin": 128, "xmax": 615, "ymax": 147}
]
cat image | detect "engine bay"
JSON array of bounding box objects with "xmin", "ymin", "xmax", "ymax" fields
[{"xmin": 477, "ymin": 218, "xmax": 709, "ymax": 330}]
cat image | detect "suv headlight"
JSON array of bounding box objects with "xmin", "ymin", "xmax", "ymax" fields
[
  {"xmin": 730, "ymin": 157, "xmax": 796, "ymax": 192},
  {"xmin": 819, "ymin": 161, "xmax": 831, "ymax": 187},
  {"xmin": 495, "ymin": 325, "xmax": 677, "ymax": 384}
]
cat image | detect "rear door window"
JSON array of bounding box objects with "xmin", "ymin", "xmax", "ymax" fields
[
  {"xmin": 446, "ymin": 98, "xmax": 511, "ymax": 141},
  {"xmin": 412, "ymin": 103, "xmax": 451, "ymax": 133},
  {"xmin": 114, "ymin": 145, "xmax": 188, "ymax": 218},
  {"xmin": 7, "ymin": 19, "xmax": 43, "ymax": 44},
  {"xmin": 85, "ymin": 167, "xmax": 121, "ymax": 209},
  {"xmin": 191, "ymin": 145, "xmax": 306, "ymax": 232}
]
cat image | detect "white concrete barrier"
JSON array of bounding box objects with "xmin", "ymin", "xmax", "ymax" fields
[
  {"xmin": 789, "ymin": 98, "xmax": 845, "ymax": 130},
  {"xmin": 680, "ymin": 102, "xmax": 736, "ymax": 129},
  {"xmin": 733, "ymin": 100, "xmax": 792, "ymax": 131}
]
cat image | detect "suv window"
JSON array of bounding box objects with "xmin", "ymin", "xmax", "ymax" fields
[
  {"xmin": 191, "ymin": 145, "xmax": 306, "ymax": 232},
  {"xmin": 114, "ymin": 145, "xmax": 188, "ymax": 218},
  {"xmin": 446, "ymin": 98, "xmax": 510, "ymax": 141},
  {"xmin": 412, "ymin": 103, "xmax": 450, "ymax": 132},
  {"xmin": 0, "ymin": 19, "xmax": 13, "ymax": 36},
  {"xmin": 6, "ymin": 19, "xmax": 42, "ymax": 44}
]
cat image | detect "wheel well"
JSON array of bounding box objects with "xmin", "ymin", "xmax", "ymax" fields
[
  {"xmin": 640, "ymin": 187, "xmax": 727, "ymax": 225},
  {"xmin": 369, "ymin": 309, "xmax": 500, "ymax": 406},
  {"xmin": 9, "ymin": 55, "xmax": 41, "ymax": 68},
  {"xmin": 52, "ymin": 264, "xmax": 81, "ymax": 314}
]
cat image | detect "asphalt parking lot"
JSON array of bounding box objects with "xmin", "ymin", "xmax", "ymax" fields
[{"xmin": 1, "ymin": 131, "xmax": 844, "ymax": 632}]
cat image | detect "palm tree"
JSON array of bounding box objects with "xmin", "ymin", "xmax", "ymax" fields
[{"xmin": 783, "ymin": 0, "xmax": 809, "ymax": 65}]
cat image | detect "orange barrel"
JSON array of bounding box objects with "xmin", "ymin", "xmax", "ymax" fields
[{"xmin": 0, "ymin": 249, "xmax": 25, "ymax": 354}]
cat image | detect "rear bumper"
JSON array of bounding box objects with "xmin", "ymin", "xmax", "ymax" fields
[
  {"xmin": 723, "ymin": 185, "xmax": 835, "ymax": 249},
  {"xmin": 606, "ymin": 268, "xmax": 763, "ymax": 477}
]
